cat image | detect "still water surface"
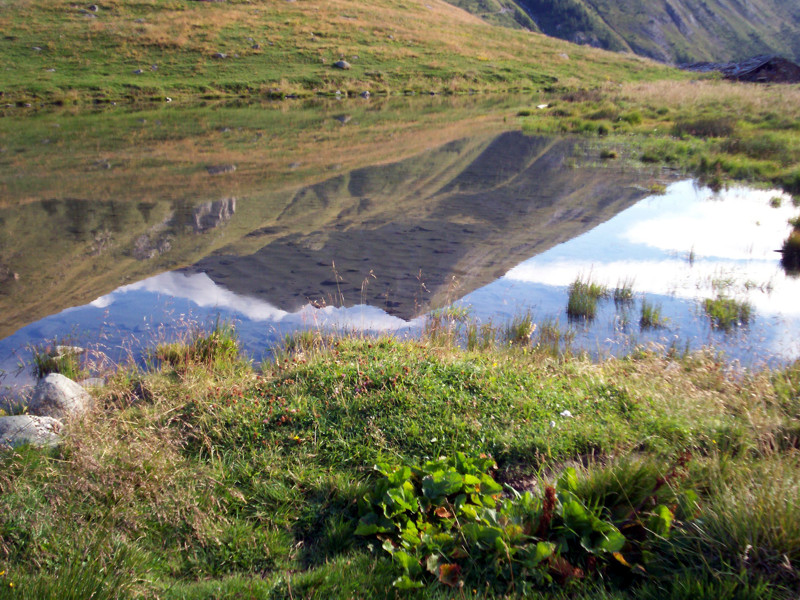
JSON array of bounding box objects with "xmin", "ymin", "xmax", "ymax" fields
[{"xmin": 1, "ymin": 104, "xmax": 798, "ymax": 393}]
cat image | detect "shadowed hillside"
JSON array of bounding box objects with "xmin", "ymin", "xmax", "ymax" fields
[{"xmin": 450, "ymin": 0, "xmax": 800, "ymax": 64}]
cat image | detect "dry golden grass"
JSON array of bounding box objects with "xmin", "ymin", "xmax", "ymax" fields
[{"xmin": 621, "ymin": 79, "xmax": 800, "ymax": 117}]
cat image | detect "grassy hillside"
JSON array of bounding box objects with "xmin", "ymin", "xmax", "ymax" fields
[
  {"xmin": 0, "ymin": 0, "xmax": 681, "ymax": 104},
  {"xmin": 454, "ymin": 0, "xmax": 800, "ymax": 64}
]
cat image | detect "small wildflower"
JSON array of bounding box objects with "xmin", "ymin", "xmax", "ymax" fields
[{"xmin": 560, "ymin": 409, "xmax": 573, "ymax": 418}]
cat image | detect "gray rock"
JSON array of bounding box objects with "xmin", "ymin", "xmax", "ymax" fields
[
  {"xmin": 28, "ymin": 373, "xmax": 92, "ymax": 419},
  {"xmin": 0, "ymin": 415, "xmax": 63, "ymax": 449},
  {"xmin": 333, "ymin": 60, "xmax": 351, "ymax": 70},
  {"xmin": 213, "ymin": 52, "xmax": 227, "ymax": 59},
  {"xmin": 206, "ymin": 164, "xmax": 236, "ymax": 175}
]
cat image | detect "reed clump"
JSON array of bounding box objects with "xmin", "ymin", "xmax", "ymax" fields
[{"xmin": 567, "ymin": 276, "xmax": 609, "ymax": 321}]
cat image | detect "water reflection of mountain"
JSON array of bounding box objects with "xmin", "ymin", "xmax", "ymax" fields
[
  {"xmin": 0, "ymin": 129, "xmax": 655, "ymax": 339},
  {"xmin": 188, "ymin": 132, "xmax": 652, "ymax": 320}
]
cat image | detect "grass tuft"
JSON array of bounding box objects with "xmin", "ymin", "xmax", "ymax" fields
[
  {"xmin": 28, "ymin": 340, "xmax": 88, "ymax": 381},
  {"xmin": 567, "ymin": 276, "xmax": 608, "ymax": 321},
  {"xmin": 640, "ymin": 297, "xmax": 666, "ymax": 329},
  {"xmin": 613, "ymin": 278, "xmax": 635, "ymax": 305},
  {"xmin": 504, "ymin": 311, "xmax": 535, "ymax": 345},
  {"xmin": 703, "ymin": 296, "xmax": 753, "ymax": 330}
]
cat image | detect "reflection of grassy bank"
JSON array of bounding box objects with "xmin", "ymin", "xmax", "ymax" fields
[
  {"xmin": 2, "ymin": 325, "xmax": 799, "ymax": 598},
  {"xmin": 0, "ymin": 96, "xmax": 519, "ymax": 207}
]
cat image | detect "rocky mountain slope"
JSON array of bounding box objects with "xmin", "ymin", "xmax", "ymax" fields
[{"xmin": 448, "ymin": 0, "xmax": 800, "ymax": 64}]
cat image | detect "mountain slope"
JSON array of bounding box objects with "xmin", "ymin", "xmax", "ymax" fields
[{"xmin": 450, "ymin": 0, "xmax": 800, "ymax": 64}]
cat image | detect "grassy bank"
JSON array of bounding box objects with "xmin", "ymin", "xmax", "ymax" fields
[
  {"xmin": 519, "ymin": 80, "xmax": 800, "ymax": 196},
  {"xmin": 1, "ymin": 325, "xmax": 799, "ymax": 598}
]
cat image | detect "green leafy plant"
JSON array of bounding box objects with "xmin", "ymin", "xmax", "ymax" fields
[{"xmin": 355, "ymin": 453, "xmax": 690, "ymax": 592}]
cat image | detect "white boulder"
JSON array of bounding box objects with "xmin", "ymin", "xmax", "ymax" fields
[{"xmin": 28, "ymin": 373, "xmax": 93, "ymax": 418}]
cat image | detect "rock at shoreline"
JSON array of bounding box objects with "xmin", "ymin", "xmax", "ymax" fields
[
  {"xmin": 28, "ymin": 373, "xmax": 93, "ymax": 419},
  {"xmin": 0, "ymin": 415, "xmax": 63, "ymax": 449}
]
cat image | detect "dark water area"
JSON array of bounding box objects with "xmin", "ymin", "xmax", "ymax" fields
[{"xmin": 1, "ymin": 101, "xmax": 798, "ymax": 397}]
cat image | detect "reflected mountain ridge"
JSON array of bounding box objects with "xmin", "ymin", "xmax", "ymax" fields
[{"xmin": 187, "ymin": 132, "xmax": 652, "ymax": 320}]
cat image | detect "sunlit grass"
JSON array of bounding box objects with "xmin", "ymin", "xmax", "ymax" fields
[{"xmin": 2, "ymin": 323, "xmax": 799, "ymax": 597}]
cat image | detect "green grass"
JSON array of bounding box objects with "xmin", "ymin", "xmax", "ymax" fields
[
  {"xmin": 2, "ymin": 325, "xmax": 798, "ymax": 597},
  {"xmin": 534, "ymin": 317, "xmax": 576, "ymax": 357},
  {"xmin": 703, "ymin": 296, "xmax": 753, "ymax": 330}
]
